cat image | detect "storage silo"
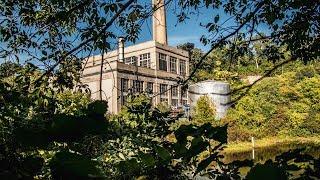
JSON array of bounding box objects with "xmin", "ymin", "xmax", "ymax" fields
[{"xmin": 189, "ymin": 80, "xmax": 231, "ymax": 119}]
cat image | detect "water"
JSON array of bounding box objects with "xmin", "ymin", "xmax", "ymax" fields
[{"xmin": 222, "ymin": 142, "xmax": 320, "ymax": 163}]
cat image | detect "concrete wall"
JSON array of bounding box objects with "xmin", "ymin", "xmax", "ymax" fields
[{"xmin": 81, "ymin": 41, "xmax": 190, "ymax": 114}]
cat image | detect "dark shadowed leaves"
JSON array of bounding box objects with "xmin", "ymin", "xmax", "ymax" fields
[
  {"xmin": 246, "ymin": 160, "xmax": 288, "ymax": 180},
  {"xmin": 20, "ymin": 155, "xmax": 44, "ymax": 178},
  {"xmin": 50, "ymin": 114, "xmax": 108, "ymax": 143},
  {"xmin": 87, "ymin": 100, "xmax": 108, "ymax": 116},
  {"xmin": 49, "ymin": 151, "xmax": 104, "ymax": 179},
  {"xmin": 155, "ymin": 145, "xmax": 171, "ymax": 164}
]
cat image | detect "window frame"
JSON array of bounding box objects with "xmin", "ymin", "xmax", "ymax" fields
[
  {"xmin": 133, "ymin": 80, "xmax": 143, "ymax": 93},
  {"xmin": 124, "ymin": 56, "xmax": 138, "ymax": 65},
  {"xmin": 139, "ymin": 53, "xmax": 151, "ymax": 68},
  {"xmin": 159, "ymin": 53, "xmax": 167, "ymax": 71},
  {"xmin": 121, "ymin": 78, "xmax": 129, "ymax": 92},
  {"xmin": 146, "ymin": 82, "xmax": 153, "ymax": 94},
  {"xmin": 171, "ymin": 86, "xmax": 178, "ymax": 97},
  {"xmin": 160, "ymin": 84, "xmax": 168, "ymax": 97},
  {"xmin": 169, "ymin": 56, "xmax": 177, "ymax": 73},
  {"xmin": 171, "ymin": 99, "xmax": 178, "ymax": 107},
  {"xmin": 179, "ymin": 60, "xmax": 186, "ymax": 76}
]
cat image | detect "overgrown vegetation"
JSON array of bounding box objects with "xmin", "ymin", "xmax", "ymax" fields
[
  {"xmin": 1, "ymin": 0, "xmax": 320, "ymax": 179},
  {"xmin": 192, "ymin": 95, "xmax": 217, "ymax": 124},
  {"xmin": 223, "ymin": 63, "xmax": 320, "ymax": 142}
]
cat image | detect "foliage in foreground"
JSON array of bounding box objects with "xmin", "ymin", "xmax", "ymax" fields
[{"xmin": 0, "ymin": 64, "xmax": 320, "ymax": 179}]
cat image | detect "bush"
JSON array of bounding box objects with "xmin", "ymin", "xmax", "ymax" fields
[
  {"xmin": 192, "ymin": 95, "xmax": 217, "ymax": 125},
  {"xmin": 224, "ymin": 64, "xmax": 320, "ymax": 141},
  {"xmin": 55, "ymin": 90, "xmax": 91, "ymax": 115}
]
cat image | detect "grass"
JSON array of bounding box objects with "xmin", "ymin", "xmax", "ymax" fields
[{"xmin": 224, "ymin": 136, "xmax": 320, "ymax": 154}]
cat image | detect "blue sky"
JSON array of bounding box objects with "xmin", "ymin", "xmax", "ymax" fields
[
  {"xmin": 1, "ymin": 1, "xmax": 271, "ymax": 64},
  {"xmin": 126, "ymin": 4, "xmax": 222, "ymax": 51},
  {"xmin": 1, "ymin": 1, "xmax": 217, "ymax": 64},
  {"xmin": 122, "ymin": 0, "xmax": 271, "ymax": 52}
]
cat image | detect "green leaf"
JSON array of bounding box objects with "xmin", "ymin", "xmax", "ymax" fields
[
  {"xmin": 139, "ymin": 152, "xmax": 156, "ymax": 168},
  {"xmin": 155, "ymin": 145, "xmax": 171, "ymax": 163},
  {"xmin": 196, "ymin": 152, "xmax": 219, "ymax": 175},
  {"xmin": 185, "ymin": 137, "xmax": 209, "ymax": 161},
  {"xmin": 214, "ymin": 15, "xmax": 219, "ymax": 23},
  {"xmin": 41, "ymin": 50, "xmax": 47, "ymax": 56},
  {"xmin": 21, "ymin": 155, "xmax": 44, "ymax": 178},
  {"xmin": 118, "ymin": 158, "xmax": 141, "ymax": 176},
  {"xmin": 87, "ymin": 100, "xmax": 108, "ymax": 115},
  {"xmin": 49, "ymin": 151, "xmax": 104, "ymax": 179},
  {"xmin": 246, "ymin": 163, "xmax": 287, "ymax": 180}
]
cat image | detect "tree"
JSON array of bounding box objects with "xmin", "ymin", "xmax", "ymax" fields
[
  {"xmin": 193, "ymin": 95, "xmax": 217, "ymax": 124},
  {"xmin": 0, "ymin": 0, "xmax": 320, "ymax": 179}
]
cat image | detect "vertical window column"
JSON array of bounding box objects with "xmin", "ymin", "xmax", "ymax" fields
[
  {"xmin": 169, "ymin": 56, "xmax": 177, "ymax": 73},
  {"xmin": 180, "ymin": 60, "xmax": 186, "ymax": 76},
  {"xmin": 181, "ymin": 87, "xmax": 188, "ymax": 105},
  {"xmin": 171, "ymin": 85, "xmax": 179, "ymax": 107},
  {"xmin": 133, "ymin": 80, "xmax": 143, "ymax": 94},
  {"xmin": 159, "ymin": 53, "xmax": 167, "ymax": 71},
  {"xmin": 160, "ymin": 84, "xmax": 168, "ymax": 103},
  {"xmin": 120, "ymin": 78, "xmax": 129, "ymax": 105},
  {"xmin": 146, "ymin": 82, "xmax": 154, "ymax": 94},
  {"xmin": 146, "ymin": 82, "xmax": 154, "ymax": 105}
]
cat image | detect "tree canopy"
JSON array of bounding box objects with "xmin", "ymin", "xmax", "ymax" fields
[{"xmin": 0, "ymin": 0, "xmax": 320, "ymax": 179}]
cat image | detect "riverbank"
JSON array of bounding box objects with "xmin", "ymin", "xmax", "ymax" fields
[
  {"xmin": 221, "ymin": 136, "xmax": 320, "ymax": 163},
  {"xmin": 224, "ymin": 136, "xmax": 320, "ymax": 154}
]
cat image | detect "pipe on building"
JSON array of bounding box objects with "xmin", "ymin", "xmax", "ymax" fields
[{"xmin": 118, "ymin": 37, "xmax": 125, "ymax": 62}]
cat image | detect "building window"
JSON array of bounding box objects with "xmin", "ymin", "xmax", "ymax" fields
[
  {"xmin": 133, "ymin": 80, "xmax": 143, "ymax": 93},
  {"xmin": 125, "ymin": 56, "xmax": 137, "ymax": 65},
  {"xmin": 171, "ymin": 86, "xmax": 178, "ymax": 97},
  {"xmin": 121, "ymin": 95, "xmax": 128, "ymax": 105},
  {"xmin": 139, "ymin": 53, "xmax": 151, "ymax": 68},
  {"xmin": 121, "ymin": 78, "xmax": 129, "ymax": 92},
  {"xmin": 159, "ymin": 53, "xmax": 167, "ymax": 71},
  {"xmin": 182, "ymin": 88, "xmax": 187, "ymax": 98},
  {"xmin": 169, "ymin": 56, "xmax": 177, "ymax": 73},
  {"xmin": 146, "ymin": 82, "xmax": 153, "ymax": 94},
  {"xmin": 182, "ymin": 100, "xmax": 188, "ymax": 105},
  {"xmin": 172, "ymin": 99, "xmax": 178, "ymax": 107},
  {"xmin": 160, "ymin": 98, "xmax": 168, "ymax": 103},
  {"xmin": 179, "ymin": 60, "xmax": 186, "ymax": 76},
  {"xmin": 160, "ymin": 84, "xmax": 168, "ymax": 97}
]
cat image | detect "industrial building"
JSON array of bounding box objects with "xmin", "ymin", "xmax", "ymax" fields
[{"xmin": 81, "ymin": 0, "xmax": 190, "ymax": 113}]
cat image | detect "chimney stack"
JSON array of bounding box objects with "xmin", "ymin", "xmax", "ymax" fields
[
  {"xmin": 152, "ymin": 0, "xmax": 168, "ymax": 45},
  {"xmin": 118, "ymin": 37, "xmax": 125, "ymax": 62}
]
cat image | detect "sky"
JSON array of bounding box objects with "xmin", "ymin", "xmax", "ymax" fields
[
  {"xmin": 0, "ymin": 1, "xmax": 219, "ymax": 64},
  {"xmin": 0, "ymin": 0, "xmax": 271, "ymax": 64},
  {"xmin": 120, "ymin": 0, "xmax": 271, "ymax": 52},
  {"xmin": 112, "ymin": 1, "xmax": 229, "ymax": 52}
]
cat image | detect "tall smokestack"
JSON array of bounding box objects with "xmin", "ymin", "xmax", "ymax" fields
[
  {"xmin": 118, "ymin": 37, "xmax": 125, "ymax": 62},
  {"xmin": 152, "ymin": 0, "xmax": 168, "ymax": 45}
]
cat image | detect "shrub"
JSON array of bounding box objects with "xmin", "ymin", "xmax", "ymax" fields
[
  {"xmin": 192, "ymin": 95, "xmax": 217, "ymax": 124},
  {"xmin": 224, "ymin": 64, "xmax": 320, "ymax": 141}
]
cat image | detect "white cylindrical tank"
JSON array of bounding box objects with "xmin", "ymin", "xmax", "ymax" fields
[{"xmin": 189, "ymin": 80, "xmax": 231, "ymax": 119}]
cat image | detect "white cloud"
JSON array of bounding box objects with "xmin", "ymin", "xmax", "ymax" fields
[{"xmin": 168, "ymin": 35, "xmax": 199, "ymax": 45}]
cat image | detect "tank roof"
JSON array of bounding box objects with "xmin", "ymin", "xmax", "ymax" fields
[{"xmin": 190, "ymin": 80, "xmax": 229, "ymax": 86}]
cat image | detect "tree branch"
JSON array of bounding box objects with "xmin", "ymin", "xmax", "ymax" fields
[
  {"xmin": 34, "ymin": 0, "xmax": 136, "ymax": 85},
  {"xmin": 227, "ymin": 57, "xmax": 296, "ymax": 105},
  {"xmin": 183, "ymin": 1, "xmax": 265, "ymax": 85}
]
